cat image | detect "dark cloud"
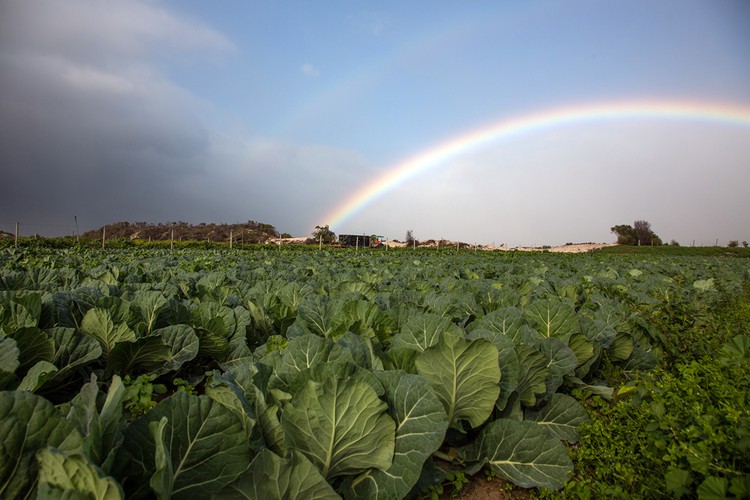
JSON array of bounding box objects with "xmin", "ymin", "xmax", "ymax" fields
[
  {"xmin": 0, "ymin": 0, "xmax": 372, "ymax": 237},
  {"xmin": 0, "ymin": 0, "xmax": 232, "ymax": 235}
]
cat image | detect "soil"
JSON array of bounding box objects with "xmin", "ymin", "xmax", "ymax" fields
[{"xmin": 439, "ymin": 477, "xmax": 533, "ymax": 499}]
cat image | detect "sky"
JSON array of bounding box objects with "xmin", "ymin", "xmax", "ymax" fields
[{"xmin": 1, "ymin": 0, "xmax": 749, "ymax": 246}]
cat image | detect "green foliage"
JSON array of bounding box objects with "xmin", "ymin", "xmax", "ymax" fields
[
  {"xmin": 463, "ymin": 419, "xmax": 573, "ymax": 490},
  {"xmin": 216, "ymin": 449, "xmax": 338, "ymax": 499},
  {"xmin": 0, "ymin": 391, "xmax": 84, "ymax": 498},
  {"xmin": 117, "ymin": 392, "xmax": 254, "ymax": 498},
  {"xmin": 643, "ymin": 357, "xmax": 749, "ymax": 495},
  {"xmin": 36, "ymin": 448, "xmax": 125, "ymax": 499},
  {"xmin": 564, "ymin": 335, "xmax": 750, "ymax": 498},
  {"xmin": 597, "ymin": 245, "xmax": 750, "ymax": 257},
  {"xmin": 426, "ymin": 471, "xmax": 469, "ymax": 499},
  {"xmin": 610, "ymin": 224, "xmax": 637, "ymax": 246},
  {"xmin": 172, "ymin": 377, "xmax": 197, "ymax": 395},
  {"xmin": 446, "ymin": 471, "xmax": 470, "ymax": 496},
  {"xmin": 123, "ymin": 374, "xmax": 167, "ymax": 416},
  {"xmin": 2, "ymin": 245, "xmax": 750, "ymax": 497},
  {"xmin": 80, "ymin": 220, "xmax": 281, "ymax": 243},
  {"xmin": 347, "ymin": 370, "xmax": 448, "ymax": 499},
  {"xmin": 282, "ymin": 374, "xmax": 395, "ymax": 479},
  {"xmin": 415, "ymin": 333, "xmax": 500, "ymax": 431},
  {"xmin": 611, "ymin": 221, "xmax": 663, "ymax": 246}
]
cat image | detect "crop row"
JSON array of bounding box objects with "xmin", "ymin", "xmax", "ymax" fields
[{"xmin": 0, "ymin": 248, "xmax": 744, "ymax": 498}]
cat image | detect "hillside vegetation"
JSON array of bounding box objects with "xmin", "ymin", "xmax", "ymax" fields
[{"xmin": 81, "ymin": 221, "xmax": 282, "ymax": 243}]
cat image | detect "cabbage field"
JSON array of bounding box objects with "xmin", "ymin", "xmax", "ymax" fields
[{"xmin": 1, "ymin": 245, "xmax": 748, "ymax": 498}]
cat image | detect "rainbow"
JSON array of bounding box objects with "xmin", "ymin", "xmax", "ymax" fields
[{"xmin": 322, "ymin": 99, "xmax": 750, "ymax": 231}]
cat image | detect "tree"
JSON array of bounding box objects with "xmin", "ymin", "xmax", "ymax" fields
[
  {"xmin": 312, "ymin": 225, "xmax": 336, "ymax": 244},
  {"xmin": 611, "ymin": 224, "xmax": 637, "ymax": 245},
  {"xmin": 612, "ymin": 220, "xmax": 661, "ymax": 246},
  {"xmin": 405, "ymin": 230, "xmax": 416, "ymax": 246},
  {"xmin": 633, "ymin": 220, "xmax": 654, "ymax": 246}
]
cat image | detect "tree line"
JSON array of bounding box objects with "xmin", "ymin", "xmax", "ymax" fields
[{"xmin": 82, "ymin": 221, "xmax": 285, "ymax": 243}]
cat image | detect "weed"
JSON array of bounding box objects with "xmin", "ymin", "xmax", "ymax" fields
[{"xmin": 123, "ymin": 374, "xmax": 167, "ymax": 417}]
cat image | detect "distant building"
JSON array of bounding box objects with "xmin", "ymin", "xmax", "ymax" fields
[{"xmin": 338, "ymin": 234, "xmax": 384, "ymax": 248}]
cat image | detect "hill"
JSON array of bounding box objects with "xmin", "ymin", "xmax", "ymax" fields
[{"xmin": 81, "ymin": 221, "xmax": 282, "ymax": 243}]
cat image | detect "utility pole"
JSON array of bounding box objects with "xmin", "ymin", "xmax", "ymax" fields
[
  {"xmin": 74, "ymin": 216, "xmax": 79, "ymax": 244},
  {"xmin": 15, "ymin": 222, "xmax": 19, "ymax": 248},
  {"xmin": 102, "ymin": 226, "xmax": 106, "ymax": 249},
  {"xmin": 230, "ymin": 230, "xmax": 233, "ymax": 250}
]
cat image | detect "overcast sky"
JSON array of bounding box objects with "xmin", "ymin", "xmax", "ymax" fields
[{"xmin": 1, "ymin": 1, "xmax": 749, "ymax": 246}]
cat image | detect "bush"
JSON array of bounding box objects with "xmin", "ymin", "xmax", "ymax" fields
[{"xmin": 561, "ymin": 289, "xmax": 750, "ymax": 499}]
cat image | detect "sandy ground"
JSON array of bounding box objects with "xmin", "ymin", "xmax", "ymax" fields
[
  {"xmin": 386, "ymin": 242, "xmax": 615, "ymax": 253},
  {"xmin": 269, "ymin": 237, "xmax": 309, "ymax": 244},
  {"xmin": 512, "ymin": 243, "xmax": 616, "ymax": 253},
  {"xmin": 270, "ymin": 238, "xmax": 615, "ymax": 253}
]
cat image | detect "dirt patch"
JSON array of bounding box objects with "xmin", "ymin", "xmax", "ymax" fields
[
  {"xmin": 440, "ymin": 477, "xmax": 533, "ymax": 499},
  {"xmin": 385, "ymin": 240, "xmax": 408, "ymax": 248},
  {"xmin": 547, "ymin": 243, "xmax": 615, "ymax": 253}
]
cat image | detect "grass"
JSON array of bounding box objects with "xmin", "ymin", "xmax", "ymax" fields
[
  {"xmin": 547, "ymin": 278, "xmax": 750, "ymax": 499},
  {"xmin": 596, "ymin": 245, "xmax": 750, "ymax": 257}
]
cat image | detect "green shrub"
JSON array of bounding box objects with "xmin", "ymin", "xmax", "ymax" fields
[{"xmin": 563, "ymin": 335, "xmax": 750, "ymax": 498}]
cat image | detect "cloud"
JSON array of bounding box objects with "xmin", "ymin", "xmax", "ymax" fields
[
  {"xmin": 190, "ymin": 131, "xmax": 376, "ymax": 235},
  {"xmin": 301, "ymin": 63, "xmax": 320, "ymax": 77},
  {"xmin": 335, "ymin": 120, "xmax": 750, "ymax": 246},
  {"xmin": 0, "ymin": 1, "xmax": 248, "ymax": 235},
  {"xmin": 0, "ymin": 0, "xmax": 369, "ymax": 238},
  {"xmin": 0, "ymin": 0, "xmax": 233, "ymax": 63}
]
